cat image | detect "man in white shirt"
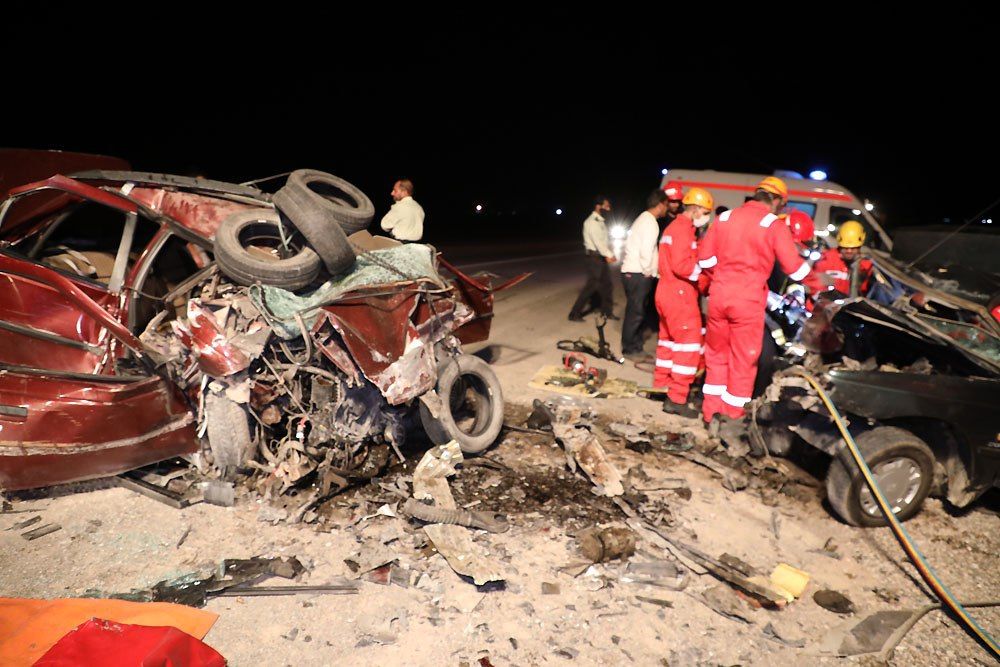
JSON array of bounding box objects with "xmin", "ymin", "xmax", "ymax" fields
[
  {"xmin": 568, "ymin": 196, "xmax": 618, "ymax": 321},
  {"xmin": 380, "ymin": 179, "xmax": 424, "ymax": 241},
  {"xmin": 620, "ymin": 189, "xmax": 669, "ymax": 358}
]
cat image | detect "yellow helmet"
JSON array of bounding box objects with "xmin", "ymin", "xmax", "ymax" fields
[
  {"xmin": 756, "ymin": 176, "xmax": 789, "ymax": 199},
  {"xmin": 682, "ymin": 187, "xmax": 714, "ymax": 211},
  {"xmin": 837, "ymin": 220, "xmax": 866, "ymax": 248}
]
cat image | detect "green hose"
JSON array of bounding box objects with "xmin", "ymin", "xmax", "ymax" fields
[{"xmin": 793, "ymin": 368, "xmax": 999, "ymax": 660}]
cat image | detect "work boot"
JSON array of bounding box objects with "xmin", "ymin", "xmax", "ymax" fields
[
  {"xmin": 708, "ymin": 414, "xmax": 747, "ymax": 449},
  {"xmin": 568, "ymin": 313, "xmax": 585, "ymax": 322},
  {"xmin": 602, "ymin": 312, "xmax": 621, "ymax": 321},
  {"xmin": 662, "ymin": 398, "xmax": 700, "ymax": 419}
]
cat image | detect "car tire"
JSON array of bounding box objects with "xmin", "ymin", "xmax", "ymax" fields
[
  {"xmin": 825, "ymin": 426, "xmax": 935, "ymax": 527},
  {"xmin": 763, "ymin": 425, "xmax": 796, "ymax": 457},
  {"xmin": 419, "ymin": 354, "xmax": 505, "ymax": 455},
  {"xmin": 205, "ymin": 391, "xmax": 254, "ymax": 477},
  {"xmin": 271, "ymin": 182, "xmax": 358, "ymax": 274},
  {"xmin": 213, "ymin": 209, "xmax": 321, "ymax": 290}
]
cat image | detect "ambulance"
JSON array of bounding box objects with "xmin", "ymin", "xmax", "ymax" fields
[{"xmin": 660, "ymin": 169, "xmax": 892, "ymax": 251}]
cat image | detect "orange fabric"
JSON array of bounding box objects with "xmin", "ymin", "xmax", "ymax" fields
[{"xmin": 0, "ymin": 598, "xmax": 218, "ymax": 667}]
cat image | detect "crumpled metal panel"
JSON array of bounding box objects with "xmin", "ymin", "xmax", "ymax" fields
[
  {"xmin": 171, "ymin": 301, "xmax": 250, "ymax": 378},
  {"xmin": 0, "ymin": 371, "xmax": 196, "ymax": 490},
  {"xmin": 128, "ymin": 188, "xmax": 258, "ymax": 241},
  {"xmin": 320, "ymin": 294, "xmax": 473, "ymax": 405}
]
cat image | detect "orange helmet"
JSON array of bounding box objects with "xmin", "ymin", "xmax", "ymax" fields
[
  {"xmin": 757, "ymin": 176, "xmax": 789, "ymax": 200},
  {"xmin": 784, "ymin": 209, "xmax": 815, "ymax": 244},
  {"xmin": 682, "ymin": 187, "xmax": 714, "ymax": 211},
  {"xmin": 663, "ymin": 181, "xmax": 684, "ymax": 201}
]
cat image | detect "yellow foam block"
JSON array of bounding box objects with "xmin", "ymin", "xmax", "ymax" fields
[{"xmin": 770, "ymin": 563, "xmax": 810, "ymax": 600}]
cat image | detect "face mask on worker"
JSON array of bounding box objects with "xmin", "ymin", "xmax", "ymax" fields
[{"xmin": 693, "ymin": 212, "xmax": 711, "ymax": 228}]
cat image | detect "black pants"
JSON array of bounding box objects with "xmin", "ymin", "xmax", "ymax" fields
[
  {"xmin": 569, "ymin": 252, "xmax": 613, "ymax": 318},
  {"xmin": 621, "ymin": 273, "xmax": 654, "ymax": 354}
]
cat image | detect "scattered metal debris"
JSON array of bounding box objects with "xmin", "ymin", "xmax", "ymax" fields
[
  {"xmin": 117, "ymin": 474, "xmax": 191, "ymax": 509},
  {"xmin": 692, "ymin": 584, "xmax": 755, "ymax": 623},
  {"xmin": 22, "ymin": 523, "xmax": 61, "ymax": 540},
  {"xmin": 813, "ymin": 589, "xmax": 856, "ymax": 614},
  {"xmin": 762, "ymin": 621, "xmax": 806, "ymax": 648},
  {"xmin": 6, "ymin": 515, "xmax": 41, "ymax": 531},
  {"xmin": 815, "ymin": 600, "xmax": 1000, "ymax": 659},
  {"xmin": 622, "ymin": 561, "xmax": 689, "ymax": 591},
  {"xmin": 539, "ymin": 403, "xmax": 624, "ymax": 497},
  {"xmin": 93, "ymin": 556, "xmax": 306, "ymax": 607},
  {"xmin": 577, "ymin": 526, "xmax": 636, "ymax": 563},
  {"xmin": 402, "ymin": 497, "xmax": 509, "ymax": 533},
  {"xmin": 635, "ymin": 595, "xmax": 674, "ymax": 608},
  {"xmin": 411, "ymin": 442, "xmax": 505, "ymax": 585},
  {"xmin": 214, "ymin": 582, "xmax": 358, "ymax": 597}
]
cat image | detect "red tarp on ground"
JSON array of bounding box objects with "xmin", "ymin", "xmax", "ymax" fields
[
  {"xmin": 33, "ymin": 618, "xmax": 225, "ymax": 667},
  {"xmin": 0, "ymin": 598, "xmax": 219, "ymax": 666}
]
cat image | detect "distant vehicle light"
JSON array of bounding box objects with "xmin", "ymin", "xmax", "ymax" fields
[
  {"xmin": 661, "ymin": 168, "xmax": 669, "ymax": 176},
  {"xmin": 809, "ymin": 170, "xmax": 827, "ymax": 181},
  {"xmin": 827, "ymin": 224, "xmax": 837, "ymax": 232},
  {"xmin": 609, "ymin": 224, "xmax": 628, "ymax": 240},
  {"xmin": 864, "ymin": 201, "xmax": 875, "ymax": 212},
  {"xmin": 475, "ymin": 204, "xmax": 483, "ymax": 212},
  {"xmin": 556, "ymin": 208, "xmax": 563, "ymax": 215},
  {"xmin": 852, "ymin": 209, "xmax": 862, "ymax": 215}
]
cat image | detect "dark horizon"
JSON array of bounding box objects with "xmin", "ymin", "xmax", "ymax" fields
[{"xmin": 3, "ymin": 9, "xmax": 997, "ymax": 242}]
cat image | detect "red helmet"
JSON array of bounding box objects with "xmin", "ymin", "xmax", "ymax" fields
[
  {"xmin": 785, "ymin": 209, "xmax": 815, "ymax": 245},
  {"xmin": 663, "ymin": 181, "xmax": 684, "ymax": 201}
]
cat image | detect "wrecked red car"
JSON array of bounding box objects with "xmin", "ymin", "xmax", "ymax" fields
[{"xmin": 0, "ymin": 157, "xmax": 523, "ymax": 493}]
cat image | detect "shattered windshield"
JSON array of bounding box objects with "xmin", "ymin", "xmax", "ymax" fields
[{"xmin": 918, "ymin": 315, "xmax": 1000, "ymax": 365}]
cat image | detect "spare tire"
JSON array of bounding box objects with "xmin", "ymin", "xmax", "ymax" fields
[
  {"xmin": 272, "ymin": 183, "xmax": 357, "ymax": 274},
  {"xmin": 419, "ymin": 354, "xmax": 505, "ymax": 454},
  {"xmin": 274, "ymin": 169, "xmax": 375, "ymax": 234},
  {"xmin": 214, "ymin": 208, "xmax": 321, "ymax": 290}
]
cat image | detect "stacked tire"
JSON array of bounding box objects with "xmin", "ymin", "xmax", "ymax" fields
[{"xmin": 214, "ymin": 170, "xmax": 375, "ymax": 290}]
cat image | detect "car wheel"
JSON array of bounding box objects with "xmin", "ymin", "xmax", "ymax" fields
[
  {"xmin": 825, "ymin": 426, "xmax": 935, "ymax": 527},
  {"xmin": 419, "ymin": 354, "xmax": 505, "ymax": 455},
  {"xmin": 205, "ymin": 391, "xmax": 254, "ymax": 478},
  {"xmin": 213, "ymin": 209, "xmax": 321, "ymax": 290}
]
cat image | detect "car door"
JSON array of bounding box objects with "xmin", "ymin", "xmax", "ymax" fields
[{"xmin": 0, "ymin": 177, "xmax": 196, "ymax": 491}]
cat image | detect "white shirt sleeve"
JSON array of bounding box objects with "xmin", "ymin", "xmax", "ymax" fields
[
  {"xmin": 638, "ymin": 214, "xmax": 659, "ymax": 277},
  {"xmin": 380, "ymin": 197, "xmax": 424, "ymax": 241},
  {"xmin": 583, "ymin": 214, "xmax": 613, "ymax": 258}
]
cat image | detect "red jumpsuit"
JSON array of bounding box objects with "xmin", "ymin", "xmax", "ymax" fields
[
  {"xmin": 802, "ymin": 248, "xmax": 872, "ymax": 296},
  {"xmin": 654, "ymin": 213, "xmax": 703, "ymax": 403},
  {"xmin": 697, "ymin": 201, "xmax": 810, "ymax": 421}
]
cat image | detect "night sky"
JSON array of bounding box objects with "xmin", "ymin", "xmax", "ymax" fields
[{"xmin": 4, "ymin": 9, "xmax": 997, "ymax": 244}]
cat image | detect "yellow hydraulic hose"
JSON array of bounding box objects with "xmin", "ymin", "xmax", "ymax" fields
[{"xmin": 793, "ymin": 369, "xmax": 1000, "ymax": 660}]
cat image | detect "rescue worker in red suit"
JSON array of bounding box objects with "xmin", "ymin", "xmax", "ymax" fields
[
  {"xmin": 697, "ymin": 176, "xmax": 811, "ymax": 423},
  {"xmin": 655, "ymin": 187, "xmax": 714, "ymax": 419},
  {"xmin": 783, "ymin": 209, "xmax": 816, "ymax": 253},
  {"xmin": 803, "ymin": 220, "xmax": 872, "ymax": 297},
  {"xmin": 768, "ymin": 209, "xmax": 815, "ymax": 293},
  {"xmin": 661, "ymin": 181, "xmax": 685, "ymax": 230}
]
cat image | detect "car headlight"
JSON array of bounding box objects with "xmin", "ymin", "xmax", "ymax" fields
[{"xmin": 609, "ymin": 224, "xmax": 627, "ymax": 240}]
